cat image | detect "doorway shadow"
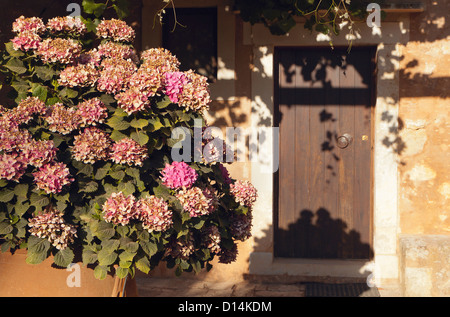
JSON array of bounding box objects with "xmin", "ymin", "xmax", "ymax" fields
[{"xmin": 274, "ymin": 208, "xmax": 373, "ymax": 260}]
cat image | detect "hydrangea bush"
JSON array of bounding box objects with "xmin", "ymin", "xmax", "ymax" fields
[{"xmin": 0, "ymin": 16, "xmax": 257, "ymax": 279}]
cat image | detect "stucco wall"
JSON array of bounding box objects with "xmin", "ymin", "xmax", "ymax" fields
[{"xmin": 398, "ymin": 0, "xmax": 450, "ymax": 235}]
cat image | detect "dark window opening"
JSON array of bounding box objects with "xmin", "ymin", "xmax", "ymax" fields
[{"xmin": 162, "ymin": 7, "xmax": 218, "ymax": 82}]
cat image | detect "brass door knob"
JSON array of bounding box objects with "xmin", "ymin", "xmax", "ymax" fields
[{"xmin": 337, "ymin": 133, "xmax": 353, "ymax": 149}]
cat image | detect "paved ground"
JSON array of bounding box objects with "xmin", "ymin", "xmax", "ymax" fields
[
  {"xmin": 135, "ymin": 276, "xmax": 400, "ymax": 297},
  {"xmin": 135, "ymin": 277, "xmax": 306, "ymax": 297}
]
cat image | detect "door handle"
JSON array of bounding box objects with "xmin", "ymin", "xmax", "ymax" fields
[{"xmin": 336, "ymin": 133, "xmax": 353, "ymax": 149}]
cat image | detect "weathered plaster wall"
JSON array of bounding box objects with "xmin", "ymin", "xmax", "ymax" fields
[{"xmin": 398, "ymin": 1, "xmax": 450, "ymax": 235}]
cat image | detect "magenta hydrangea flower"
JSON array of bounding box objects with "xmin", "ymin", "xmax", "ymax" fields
[
  {"xmin": 136, "ymin": 196, "xmax": 173, "ymax": 233},
  {"xmin": 177, "ymin": 70, "xmax": 211, "ymax": 112},
  {"xmin": 218, "ymin": 163, "xmax": 232, "ymax": 185},
  {"xmin": 229, "ymin": 180, "xmax": 258, "ymax": 208},
  {"xmin": 33, "ymin": 161, "xmax": 73, "ymax": 194},
  {"xmin": 102, "ymin": 192, "xmax": 137, "ymax": 226},
  {"xmin": 160, "ymin": 161, "xmax": 198, "ymax": 189},
  {"xmin": 164, "ymin": 71, "xmax": 187, "ymax": 103}
]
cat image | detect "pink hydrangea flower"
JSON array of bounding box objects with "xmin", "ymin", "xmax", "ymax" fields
[
  {"xmin": 136, "ymin": 196, "xmax": 173, "ymax": 233},
  {"xmin": 28, "ymin": 208, "xmax": 77, "ymax": 250},
  {"xmin": 0, "ymin": 124, "xmax": 32, "ymax": 153},
  {"xmin": 0, "ymin": 153, "xmax": 27, "ymax": 182},
  {"xmin": 110, "ymin": 138, "xmax": 148, "ymax": 166},
  {"xmin": 229, "ymin": 180, "xmax": 258, "ymax": 208},
  {"xmin": 115, "ymin": 88, "xmax": 150, "ymax": 115},
  {"xmin": 176, "ymin": 186, "xmax": 218, "ymax": 218},
  {"xmin": 45, "ymin": 103, "xmax": 80, "ymax": 135},
  {"xmin": 11, "ymin": 31, "xmax": 42, "ymax": 51},
  {"xmin": 102, "ymin": 192, "xmax": 137, "ymax": 226},
  {"xmin": 33, "ymin": 161, "xmax": 73, "ymax": 194},
  {"xmin": 97, "ymin": 42, "xmax": 135, "ymax": 60},
  {"xmin": 164, "ymin": 71, "xmax": 187, "ymax": 103},
  {"xmin": 59, "ymin": 64, "xmax": 99, "ymax": 88},
  {"xmin": 21, "ymin": 139, "xmax": 57, "ymax": 168},
  {"xmin": 72, "ymin": 127, "xmax": 111, "ymax": 164},
  {"xmin": 177, "ymin": 70, "xmax": 211, "ymax": 112},
  {"xmin": 75, "ymin": 98, "xmax": 108, "ymax": 127},
  {"xmin": 46, "ymin": 16, "xmax": 86, "ymax": 35},
  {"xmin": 37, "ymin": 38, "xmax": 82, "ymax": 64},
  {"xmin": 160, "ymin": 161, "xmax": 198, "ymax": 189},
  {"xmin": 12, "ymin": 16, "xmax": 45, "ymax": 34},
  {"xmin": 126, "ymin": 68, "xmax": 163, "ymax": 97},
  {"xmin": 140, "ymin": 48, "xmax": 180, "ymax": 73},
  {"xmin": 96, "ymin": 19, "xmax": 135, "ymax": 42}
]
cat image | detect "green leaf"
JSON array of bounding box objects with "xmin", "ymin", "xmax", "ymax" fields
[
  {"xmin": 0, "ymin": 222, "xmax": 13, "ymax": 235},
  {"xmin": 26, "ymin": 250, "xmax": 48, "ymax": 265},
  {"xmin": 0, "ymin": 189, "xmax": 15, "ymax": 203},
  {"xmin": 101, "ymin": 239, "xmax": 120, "ymax": 252},
  {"xmin": 109, "ymin": 170, "xmax": 125, "ymax": 180},
  {"xmin": 117, "ymin": 181, "xmax": 135, "ymax": 196},
  {"xmin": 53, "ymin": 248, "xmax": 75, "ymax": 268},
  {"xmin": 130, "ymin": 131, "xmax": 149, "ymax": 146},
  {"xmin": 130, "ymin": 119, "xmax": 149, "ymax": 129},
  {"xmin": 95, "ymin": 222, "xmax": 116, "ymax": 240},
  {"xmin": 59, "ymin": 87, "xmax": 78, "ymax": 99},
  {"xmin": 156, "ymin": 96, "xmax": 172, "ymax": 109},
  {"xmin": 107, "ymin": 116, "xmax": 130, "ymax": 131},
  {"xmin": 5, "ymin": 58, "xmax": 27, "ymax": 74},
  {"xmin": 31, "ymin": 83, "xmax": 48, "ymax": 101},
  {"xmin": 135, "ymin": 256, "xmax": 151, "ymax": 274},
  {"xmin": 94, "ymin": 265, "xmax": 108, "ymax": 280},
  {"xmin": 119, "ymin": 250, "xmax": 136, "ymax": 262},
  {"xmin": 35, "ymin": 66, "xmax": 56, "ymax": 81},
  {"xmin": 139, "ymin": 240, "xmax": 158, "ymax": 257},
  {"xmin": 98, "ymin": 249, "xmax": 118, "ymax": 266},
  {"xmin": 110, "ymin": 129, "xmax": 127, "ymax": 142},
  {"xmin": 27, "ymin": 236, "xmax": 51, "ymax": 254},
  {"xmin": 115, "ymin": 266, "xmax": 129, "ymax": 279},
  {"xmin": 80, "ymin": 181, "xmax": 99, "ymax": 193},
  {"xmin": 82, "ymin": 0, "xmax": 107, "ymax": 17},
  {"xmin": 29, "ymin": 194, "xmax": 50, "ymax": 212},
  {"xmin": 4, "ymin": 42, "xmax": 24, "ymax": 57},
  {"xmin": 82, "ymin": 249, "xmax": 98, "ymax": 265}
]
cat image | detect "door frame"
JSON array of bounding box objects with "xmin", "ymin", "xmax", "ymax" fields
[
  {"xmin": 245, "ymin": 19, "xmax": 409, "ymax": 286},
  {"xmin": 272, "ymin": 46, "xmax": 377, "ymax": 260}
]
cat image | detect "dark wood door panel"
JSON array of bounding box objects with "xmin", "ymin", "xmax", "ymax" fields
[{"xmin": 274, "ymin": 47, "xmax": 375, "ymax": 259}]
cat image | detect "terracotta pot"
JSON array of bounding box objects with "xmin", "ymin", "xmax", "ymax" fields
[{"xmin": 0, "ymin": 250, "xmax": 138, "ymax": 297}]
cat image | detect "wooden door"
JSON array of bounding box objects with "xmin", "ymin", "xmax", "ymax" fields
[{"xmin": 274, "ymin": 47, "xmax": 375, "ymax": 259}]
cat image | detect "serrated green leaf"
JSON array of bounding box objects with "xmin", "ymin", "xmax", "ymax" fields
[
  {"xmin": 94, "ymin": 265, "xmax": 108, "ymax": 280},
  {"xmin": 5, "ymin": 58, "xmax": 26, "ymax": 74},
  {"xmin": 130, "ymin": 131, "xmax": 149, "ymax": 146},
  {"xmin": 135, "ymin": 256, "xmax": 151, "ymax": 274},
  {"xmin": 109, "ymin": 170, "xmax": 125, "ymax": 180},
  {"xmin": 82, "ymin": 249, "xmax": 98, "ymax": 265},
  {"xmin": 53, "ymin": 248, "xmax": 75, "ymax": 268},
  {"xmin": 35, "ymin": 66, "xmax": 56, "ymax": 81},
  {"xmin": 117, "ymin": 181, "xmax": 135, "ymax": 196},
  {"xmin": 101, "ymin": 239, "xmax": 120, "ymax": 252},
  {"xmin": 26, "ymin": 250, "xmax": 48, "ymax": 265},
  {"xmin": 4, "ymin": 42, "xmax": 24, "ymax": 57},
  {"xmin": 119, "ymin": 250, "xmax": 136, "ymax": 262},
  {"xmin": 97, "ymin": 249, "xmax": 118, "ymax": 266},
  {"xmin": 139, "ymin": 240, "xmax": 158, "ymax": 257},
  {"xmin": 95, "ymin": 222, "xmax": 116, "ymax": 240},
  {"xmin": 107, "ymin": 115, "xmax": 130, "ymax": 131},
  {"xmin": 27, "ymin": 236, "xmax": 51, "ymax": 254},
  {"xmin": 0, "ymin": 222, "xmax": 13, "ymax": 235},
  {"xmin": 130, "ymin": 118, "xmax": 149, "ymax": 129},
  {"xmin": 115, "ymin": 266, "xmax": 129, "ymax": 278},
  {"xmin": 0, "ymin": 189, "xmax": 14, "ymax": 203},
  {"xmin": 81, "ymin": 181, "xmax": 99, "ymax": 193}
]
